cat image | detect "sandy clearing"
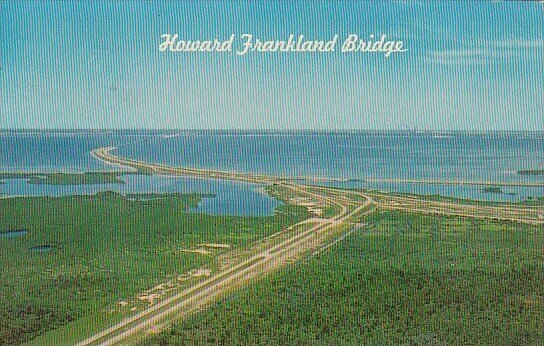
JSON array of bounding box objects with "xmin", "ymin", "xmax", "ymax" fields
[
  {"xmin": 137, "ymin": 294, "xmax": 162, "ymax": 306},
  {"xmin": 179, "ymin": 249, "xmax": 212, "ymax": 255},
  {"xmin": 189, "ymin": 268, "xmax": 212, "ymax": 277},
  {"xmin": 199, "ymin": 243, "xmax": 231, "ymax": 249},
  {"xmin": 307, "ymin": 207, "xmax": 323, "ymax": 215}
]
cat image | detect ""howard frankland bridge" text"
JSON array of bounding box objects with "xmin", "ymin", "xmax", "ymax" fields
[{"xmin": 159, "ymin": 34, "xmax": 407, "ymax": 57}]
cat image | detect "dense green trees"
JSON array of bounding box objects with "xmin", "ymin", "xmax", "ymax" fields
[
  {"xmin": 145, "ymin": 211, "xmax": 543, "ymax": 345},
  {"xmin": 0, "ymin": 193, "xmax": 308, "ymax": 344}
]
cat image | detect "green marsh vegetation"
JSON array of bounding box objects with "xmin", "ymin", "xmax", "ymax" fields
[
  {"xmin": 0, "ymin": 172, "xmax": 143, "ymax": 185},
  {"xmin": 320, "ymin": 205, "xmax": 344, "ymax": 219},
  {"xmin": 146, "ymin": 211, "xmax": 543, "ymax": 345},
  {"xmin": 0, "ymin": 191, "xmax": 309, "ymax": 344}
]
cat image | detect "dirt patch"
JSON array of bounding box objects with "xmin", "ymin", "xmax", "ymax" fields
[
  {"xmin": 137, "ymin": 293, "xmax": 161, "ymax": 306},
  {"xmin": 522, "ymin": 294, "xmax": 544, "ymax": 306}
]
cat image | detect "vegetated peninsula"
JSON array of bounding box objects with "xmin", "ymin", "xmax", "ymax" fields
[{"xmin": 0, "ymin": 172, "xmax": 143, "ymax": 185}]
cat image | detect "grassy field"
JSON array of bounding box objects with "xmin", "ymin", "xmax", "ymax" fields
[
  {"xmin": 145, "ymin": 211, "xmax": 544, "ymax": 345},
  {"xmin": 0, "ymin": 192, "xmax": 309, "ymax": 344}
]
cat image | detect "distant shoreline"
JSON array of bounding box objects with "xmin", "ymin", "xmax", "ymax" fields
[
  {"xmin": 1, "ymin": 129, "xmax": 544, "ymax": 136},
  {"xmin": 364, "ymin": 178, "xmax": 544, "ymax": 188},
  {"xmin": 1, "ymin": 171, "xmax": 542, "ymax": 188}
]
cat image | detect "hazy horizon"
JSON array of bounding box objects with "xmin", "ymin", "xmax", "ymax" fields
[{"xmin": 0, "ymin": 128, "xmax": 544, "ymax": 134}]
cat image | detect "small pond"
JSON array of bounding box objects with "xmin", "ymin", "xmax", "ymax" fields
[
  {"xmin": 0, "ymin": 230, "xmax": 28, "ymax": 239},
  {"xmin": 30, "ymin": 245, "xmax": 56, "ymax": 253}
]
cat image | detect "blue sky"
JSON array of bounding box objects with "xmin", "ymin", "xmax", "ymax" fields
[{"xmin": 1, "ymin": 1, "xmax": 543, "ymax": 130}]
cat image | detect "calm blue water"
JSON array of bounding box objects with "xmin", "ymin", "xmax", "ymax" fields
[
  {"xmin": 1, "ymin": 131, "xmax": 543, "ymax": 208},
  {"xmin": 117, "ymin": 132, "xmax": 544, "ymax": 182},
  {"xmin": 0, "ymin": 132, "xmax": 144, "ymax": 172}
]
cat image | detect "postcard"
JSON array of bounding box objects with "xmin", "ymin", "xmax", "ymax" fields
[{"xmin": 1, "ymin": 1, "xmax": 543, "ymax": 345}]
